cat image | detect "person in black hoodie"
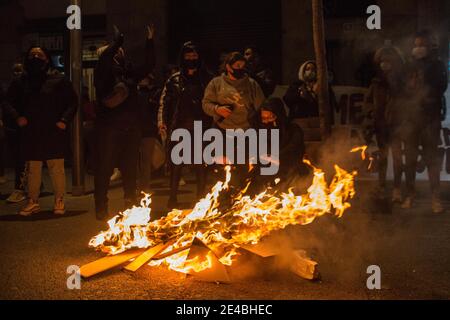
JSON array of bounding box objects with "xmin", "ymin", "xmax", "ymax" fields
[
  {"xmin": 401, "ymin": 31, "xmax": 448, "ymax": 213},
  {"xmin": 158, "ymin": 41, "xmax": 213, "ymax": 209},
  {"xmin": 93, "ymin": 26, "xmax": 153, "ymax": 220},
  {"xmin": 243, "ymin": 45, "xmax": 276, "ymax": 98},
  {"xmin": 258, "ymin": 98, "xmax": 306, "ymax": 184},
  {"xmin": 3, "ymin": 46, "xmax": 77, "ymax": 216}
]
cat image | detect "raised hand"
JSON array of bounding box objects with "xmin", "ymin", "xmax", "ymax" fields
[
  {"xmin": 113, "ymin": 25, "xmax": 124, "ymax": 47},
  {"xmin": 146, "ymin": 24, "xmax": 155, "ymax": 40}
]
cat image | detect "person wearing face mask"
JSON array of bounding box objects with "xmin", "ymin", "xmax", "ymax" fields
[
  {"xmin": 401, "ymin": 31, "xmax": 448, "ymax": 213},
  {"xmin": 203, "ymin": 52, "xmax": 265, "ymax": 130},
  {"xmin": 283, "ymin": 60, "xmax": 336, "ymax": 124},
  {"xmin": 2, "ymin": 63, "xmax": 27, "ymax": 202},
  {"xmin": 158, "ymin": 41, "xmax": 213, "ymax": 209},
  {"xmin": 203, "ymin": 52, "xmax": 266, "ymax": 190},
  {"xmin": 243, "ymin": 45, "xmax": 276, "ymax": 98},
  {"xmin": 2, "ymin": 46, "xmax": 77, "ymax": 216},
  {"xmin": 93, "ymin": 25, "xmax": 154, "ymax": 220},
  {"xmin": 363, "ymin": 46, "xmax": 408, "ymax": 203}
]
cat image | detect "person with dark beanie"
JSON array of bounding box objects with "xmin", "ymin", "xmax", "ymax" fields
[
  {"xmin": 93, "ymin": 26, "xmax": 151, "ymax": 220},
  {"xmin": 3, "ymin": 46, "xmax": 77, "ymax": 215},
  {"xmin": 158, "ymin": 41, "xmax": 213, "ymax": 209}
]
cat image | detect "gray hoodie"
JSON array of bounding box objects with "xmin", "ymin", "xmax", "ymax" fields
[{"xmin": 202, "ymin": 74, "xmax": 265, "ymax": 130}]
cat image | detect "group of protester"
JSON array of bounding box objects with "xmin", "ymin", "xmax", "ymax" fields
[
  {"xmin": 363, "ymin": 30, "xmax": 447, "ymax": 213},
  {"xmin": 0, "ymin": 25, "xmax": 447, "ymax": 219}
]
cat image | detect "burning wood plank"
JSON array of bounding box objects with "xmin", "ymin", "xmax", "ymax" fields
[
  {"xmin": 286, "ymin": 249, "xmax": 320, "ymax": 281},
  {"xmin": 185, "ymin": 238, "xmax": 230, "ymax": 283},
  {"xmin": 80, "ymin": 249, "xmax": 146, "ymax": 278},
  {"xmin": 123, "ymin": 242, "xmax": 171, "ymax": 272}
]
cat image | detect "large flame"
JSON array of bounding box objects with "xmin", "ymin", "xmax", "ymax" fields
[{"xmin": 89, "ymin": 156, "xmax": 358, "ymax": 273}]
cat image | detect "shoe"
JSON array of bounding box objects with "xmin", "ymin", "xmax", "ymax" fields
[
  {"xmin": 392, "ymin": 188, "xmax": 402, "ymax": 203},
  {"xmin": 6, "ymin": 190, "xmax": 27, "ymax": 203},
  {"xmin": 0, "ymin": 176, "xmax": 7, "ymax": 184},
  {"xmin": 401, "ymin": 197, "xmax": 412, "ymax": 209},
  {"xmin": 110, "ymin": 168, "xmax": 122, "ymax": 182},
  {"xmin": 19, "ymin": 200, "xmax": 40, "ymax": 216},
  {"xmin": 431, "ymin": 196, "xmax": 444, "ymax": 214},
  {"xmin": 54, "ymin": 198, "xmax": 66, "ymax": 215}
]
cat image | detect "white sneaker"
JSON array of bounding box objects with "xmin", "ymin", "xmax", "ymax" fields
[
  {"xmin": 7, "ymin": 190, "xmax": 27, "ymax": 203},
  {"xmin": 54, "ymin": 198, "xmax": 66, "ymax": 215},
  {"xmin": 19, "ymin": 200, "xmax": 40, "ymax": 216},
  {"xmin": 110, "ymin": 168, "xmax": 122, "ymax": 182},
  {"xmin": 0, "ymin": 176, "xmax": 7, "ymax": 184}
]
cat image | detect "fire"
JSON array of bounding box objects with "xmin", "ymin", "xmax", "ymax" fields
[
  {"xmin": 350, "ymin": 145, "xmax": 367, "ymax": 160},
  {"xmin": 89, "ymin": 155, "xmax": 358, "ymax": 274}
]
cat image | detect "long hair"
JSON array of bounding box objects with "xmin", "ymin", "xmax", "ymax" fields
[{"xmin": 219, "ymin": 51, "xmax": 246, "ymax": 74}]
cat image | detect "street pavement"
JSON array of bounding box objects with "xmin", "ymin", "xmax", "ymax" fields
[{"xmin": 0, "ymin": 169, "xmax": 449, "ymax": 300}]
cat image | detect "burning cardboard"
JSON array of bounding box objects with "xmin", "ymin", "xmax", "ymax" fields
[{"xmin": 82, "ymin": 152, "xmax": 360, "ymax": 282}]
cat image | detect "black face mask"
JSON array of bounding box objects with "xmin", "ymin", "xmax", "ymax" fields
[
  {"xmin": 231, "ymin": 68, "xmax": 246, "ymax": 79},
  {"xmin": 26, "ymin": 57, "xmax": 48, "ymax": 77},
  {"xmin": 183, "ymin": 59, "xmax": 200, "ymax": 70}
]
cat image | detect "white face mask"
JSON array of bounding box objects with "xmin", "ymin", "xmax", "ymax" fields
[{"xmin": 412, "ymin": 46, "xmax": 428, "ymax": 59}]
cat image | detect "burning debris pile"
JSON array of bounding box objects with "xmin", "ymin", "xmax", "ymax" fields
[{"xmin": 81, "ymin": 156, "xmax": 358, "ymax": 283}]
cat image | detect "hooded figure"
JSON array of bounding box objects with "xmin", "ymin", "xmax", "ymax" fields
[
  {"xmin": 363, "ymin": 46, "xmax": 409, "ymax": 202},
  {"xmin": 158, "ymin": 41, "xmax": 214, "ymax": 209},
  {"xmin": 2, "ymin": 46, "xmax": 77, "ymax": 215},
  {"xmin": 259, "ymin": 97, "xmax": 306, "ymax": 180},
  {"xmin": 283, "ymin": 61, "xmax": 320, "ymax": 119},
  {"xmin": 93, "ymin": 26, "xmax": 149, "ymax": 220}
]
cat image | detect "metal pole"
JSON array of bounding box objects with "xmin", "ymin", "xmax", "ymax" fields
[{"xmin": 70, "ymin": 0, "xmax": 85, "ymax": 196}]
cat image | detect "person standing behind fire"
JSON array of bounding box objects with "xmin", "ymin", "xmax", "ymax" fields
[
  {"xmin": 243, "ymin": 45, "xmax": 276, "ymax": 98},
  {"xmin": 93, "ymin": 26, "xmax": 148, "ymax": 220},
  {"xmin": 401, "ymin": 31, "xmax": 448, "ymax": 213},
  {"xmin": 203, "ymin": 52, "xmax": 265, "ymax": 188},
  {"xmin": 3, "ymin": 46, "xmax": 77, "ymax": 216},
  {"xmin": 3, "ymin": 63, "xmax": 28, "ymax": 203},
  {"xmin": 363, "ymin": 46, "xmax": 407, "ymax": 203},
  {"xmin": 283, "ymin": 61, "xmax": 321, "ymax": 120},
  {"xmin": 158, "ymin": 41, "xmax": 213, "ymax": 209}
]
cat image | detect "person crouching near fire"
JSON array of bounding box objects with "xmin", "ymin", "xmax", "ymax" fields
[
  {"xmin": 4, "ymin": 46, "xmax": 77, "ymax": 216},
  {"xmin": 158, "ymin": 41, "xmax": 213, "ymax": 209},
  {"xmin": 363, "ymin": 46, "xmax": 408, "ymax": 203},
  {"xmin": 202, "ymin": 52, "xmax": 265, "ymax": 190},
  {"xmin": 93, "ymin": 27, "xmax": 143, "ymax": 221},
  {"xmin": 253, "ymin": 97, "xmax": 306, "ymax": 191}
]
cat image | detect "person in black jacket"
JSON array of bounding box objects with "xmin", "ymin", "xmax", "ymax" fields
[
  {"xmin": 158, "ymin": 41, "xmax": 213, "ymax": 209},
  {"xmin": 93, "ymin": 26, "xmax": 152, "ymax": 220},
  {"xmin": 3, "ymin": 46, "xmax": 77, "ymax": 216},
  {"xmin": 284, "ymin": 60, "xmax": 338, "ymax": 119},
  {"xmin": 258, "ymin": 97, "xmax": 306, "ymax": 183},
  {"xmin": 243, "ymin": 45, "xmax": 276, "ymax": 98},
  {"xmin": 401, "ymin": 31, "xmax": 448, "ymax": 213}
]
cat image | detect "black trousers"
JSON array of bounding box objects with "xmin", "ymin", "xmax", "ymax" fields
[
  {"xmin": 376, "ymin": 127, "xmax": 403, "ymax": 190},
  {"xmin": 5, "ymin": 129, "xmax": 26, "ymax": 190},
  {"xmin": 168, "ymin": 128, "xmax": 207, "ymax": 203},
  {"xmin": 94, "ymin": 125, "xmax": 141, "ymax": 216},
  {"xmin": 404, "ymin": 119, "xmax": 441, "ymax": 196}
]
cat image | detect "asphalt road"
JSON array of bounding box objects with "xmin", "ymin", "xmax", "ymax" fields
[{"xmin": 0, "ymin": 170, "xmax": 449, "ymax": 300}]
